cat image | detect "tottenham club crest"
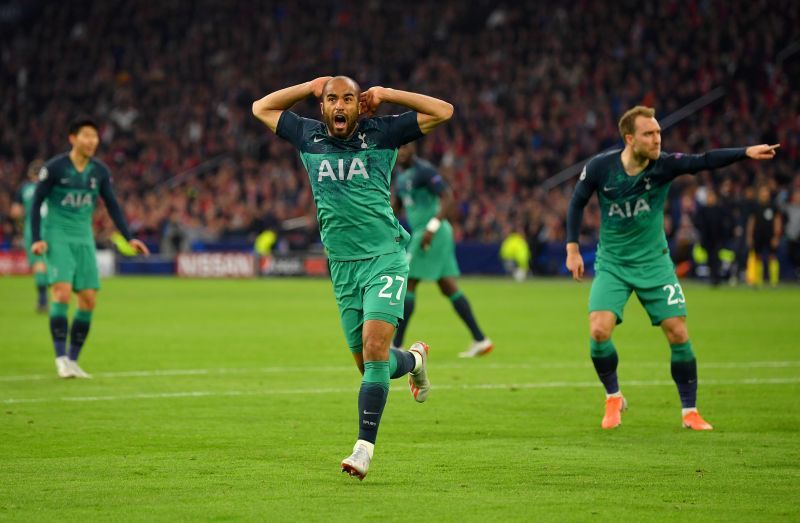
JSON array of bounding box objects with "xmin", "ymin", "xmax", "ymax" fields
[{"xmin": 358, "ymin": 132, "xmax": 368, "ymax": 149}]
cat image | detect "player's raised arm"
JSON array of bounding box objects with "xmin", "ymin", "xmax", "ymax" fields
[
  {"xmin": 360, "ymin": 87, "xmax": 453, "ymax": 134},
  {"xmin": 251, "ymin": 76, "xmax": 333, "ymax": 133}
]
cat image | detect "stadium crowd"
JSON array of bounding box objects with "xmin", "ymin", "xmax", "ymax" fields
[{"xmin": 1, "ymin": 0, "xmax": 798, "ymax": 276}]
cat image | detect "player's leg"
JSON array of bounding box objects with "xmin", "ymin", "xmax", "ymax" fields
[
  {"xmin": 341, "ymin": 318, "xmax": 393, "ymax": 480},
  {"xmin": 67, "ymin": 245, "xmax": 101, "ymax": 378},
  {"xmin": 342, "ymin": 252, "xmax": 429, "ymax": 479},
  {"xmin": 659, "ymin": 317, "xmax": 712, "ymax": 430},
  {"xmin": 638, "ymin": 270, "xmax": 712, "ymax": 430},
  {"xmin": 50, "ymin": 282, "xmax": 73, "ymax": 378},
  {"xmin": 391, "ymin": 278, "xmax": 419, "ymax": 349},
  {"xmin": 32, "ymin": 260, "xmax": 48, "ymax": 313},
  {"xmin": 66, "ymin": 289, "xmax": 96, "ymax": 378},
  {"xmin": 440, "ymin": 278, "xmax": 492, "ymax": 358},
  {"xmin": 365, "ymin": 252, "xmax": 424, "ymax": 389},
  {"xmin": 588, "ymin": 269, "xmax": 632, "ymax": 429},
  {"xmin": 25, "ymin": 236, "xmax": 48, "ymax": 312},
  {"xmin": 46, "ymin": 240, "xmax": 78, "ymax": 378}
]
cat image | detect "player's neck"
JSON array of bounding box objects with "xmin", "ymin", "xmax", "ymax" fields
[
  {"xmin": 620, "ymin": 147, "xmax": 649, "ymax": 176},
  {"xmin": 69, "ymin": 150, "xmax": 91, "ymax": 172}
]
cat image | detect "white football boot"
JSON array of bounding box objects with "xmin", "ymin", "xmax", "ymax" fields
[
  {"xmin": 458, "ymin": 338, "xmax": 494, "ymax": 358},
  {"xmin": 408, "ymin": 341, "xmax": 430, "ymax": 403},
  {"xmin": 55, "ymin": 356, "xmax": 75, "ymax": 378},
  {"xmin": 341, "ymin": 439, "xmax": 374, "ymax": 480},
  {"xmin": 68, "ymin": 359, "xmax": 92, "ymax": 379}
]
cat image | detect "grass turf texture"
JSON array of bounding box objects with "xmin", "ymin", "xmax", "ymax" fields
[{"xmin": 1, "ymin": 276, "xmax": 798, "ymax": 521}]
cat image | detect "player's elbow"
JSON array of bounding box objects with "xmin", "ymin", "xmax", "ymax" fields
[{"xmin": 440, "ymin": 102, "xmax": 454, "ymax": 122}]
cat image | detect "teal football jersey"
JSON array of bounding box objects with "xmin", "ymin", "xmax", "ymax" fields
[{"xmin": 277, "ymin": 111, "xmax": 423, "ymax": 261}]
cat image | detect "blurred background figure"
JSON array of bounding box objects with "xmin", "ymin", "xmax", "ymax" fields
[
  {"xmin": 747, "ymin": 186, "xmax": 782, "ymax": 287},
  {"xmin": 500, "ymin": 223, "xmax": 531, "ymax": 282},
  {"xmin": 693, "ymin": 187, "xmax": 730, "ymax": 286},
  {"xmin": 781, "ymin": 187, "xmax": 800, "ymax": 281}
]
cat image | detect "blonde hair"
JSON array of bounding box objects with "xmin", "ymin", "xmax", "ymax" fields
[{"xmin": 618, "ymin": 106, "xmax": 656, "ymax": 140}]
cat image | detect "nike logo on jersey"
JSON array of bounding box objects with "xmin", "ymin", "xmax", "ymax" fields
[
  {"xmin": 603, "ymin": 185, "xmax": 616, "ymax": 192},
  {"xmin": 60, "ymin": 178, "xmax": 70, "ymax": 184},
  {"xmin": 313, "ymin": 136, "xmax": 325, "ymax": 142}
]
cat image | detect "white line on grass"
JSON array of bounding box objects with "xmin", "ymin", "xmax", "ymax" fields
[
  {"xmin": 3, "ymin": 377, "xmax": 799, "ymax": 405},
  {"xmin": 2, "ymin": 360, "xmax": 799, "ymax": 383}
]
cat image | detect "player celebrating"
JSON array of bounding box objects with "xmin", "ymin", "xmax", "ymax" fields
[
  {"xmin": 252, "ymin": 76, "xmax": 453, "ymax": 480},
  {"xmin": 566, "ymin": 106, "xmax": 778, "ymax": 431},
  {"xmin": 31, "ymin": 118, "xmax": 149, "ymax": 379},
  {"xmin": 391, "ymin": 143, "xmax": 492, "ymax": 357},
  {"xmin": 10, "ymin": 159, "xmax": 48, "ymax": 313}
]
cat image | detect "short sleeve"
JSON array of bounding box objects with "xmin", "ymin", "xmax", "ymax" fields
[
  {"xmin": 276, "ymin": 111, "xmax": 310, "ymax": 149},
  {"xmin": 373, "ymin": 111, "xmax": 423, "ymax": 149}
]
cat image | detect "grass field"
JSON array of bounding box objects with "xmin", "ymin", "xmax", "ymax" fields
[{"xmin": 1, "ymin": 275, "xmax": 799, "ymax": 521}]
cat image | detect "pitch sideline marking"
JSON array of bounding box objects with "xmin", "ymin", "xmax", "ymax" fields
[
  {"xmin": 3, "ymin": 377, "xmax": 800, "ymax": 405},
  {"xmin": 2, "ymin": 360, "xmax": 799, "ymax": 383}
]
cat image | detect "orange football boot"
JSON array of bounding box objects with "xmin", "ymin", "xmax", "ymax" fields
[
  {"xmin": 601, "ymin": 395, "xmax": 627, "ymax": 429},
  {"xmin": 682, "ymin": 411, "xmax": 713, "ymax": 430}
]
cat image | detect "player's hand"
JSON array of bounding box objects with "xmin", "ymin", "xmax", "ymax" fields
[
  {"xmin": 31, "ymin": 241, "xmax": 47, "ymax": 255},
  {"xmin": 309, "ymin": 76, "xmax": 333, "ymax": 98},
  {"xmin": 566, "ymin": 250, "xmax": 584, "ymax": 281},
  {"xmin": 746, "ymin": 144, "xmax": 780, "ymax": 160},
  {"xmin": 421, "ymin": 230, "xmax": 434, "ymax": 251},
  {"xmin": 129, "ymin": 239, "xmax": 150, "ymax": 256},
  {"xmin": 360, "ymin": 86, "xmax": 386, "ymax": 116},
  {"xmin": 771, "ymin": 237, "xmax": 780, "ymax": 249}
]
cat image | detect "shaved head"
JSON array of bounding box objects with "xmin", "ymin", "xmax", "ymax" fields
[
  {"xmin": 323, "ymin": 76, "xmax": 361, "ymax": 97},
  {"xmin": 321, "ymin": 75, "xmax": 362, "ymax": 138}
]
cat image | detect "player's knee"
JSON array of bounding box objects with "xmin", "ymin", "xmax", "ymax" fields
[
  {"xmin": 51, "ymin": 285, "xmax": 70, "ymax": 303},
  {"xmin": 589, "ymin": 323, "xmax": 613, "ymax": 342},
  {"xmin": 589, "ymin": 312, "xmax": 616, "ymax": 342},
  {"xmin": 77, "ymin": 293, "xmax": 97, "ymax": 310},
  {"xmin": 662, "ymin": 320, "xmax": 688, "ymax": 345},
  {"xmin": 362, "ymin": 337, "xmax": 387, "ymax": 360}
]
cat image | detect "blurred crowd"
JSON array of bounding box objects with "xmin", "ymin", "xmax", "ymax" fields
[{"xmin": 1, "ymin": 0, "xmax": 798, "ymax": 274}]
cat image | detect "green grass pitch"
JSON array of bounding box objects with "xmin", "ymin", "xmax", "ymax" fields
[{"xmin": 1, "ymin": 276, "xmax": 798, "ymax": 521}]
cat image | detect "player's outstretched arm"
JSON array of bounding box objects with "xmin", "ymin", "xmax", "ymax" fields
[
  {"xmin": 360, "ymin": 87, "xmax": 453, "ymax": 134},
  {"xmin": 666, "ymin": 144, "xmax": 780, "ymax": 176},
  {"xmin": 251, "ymin": 77, "xmax": 333, "ymax": 132}
]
